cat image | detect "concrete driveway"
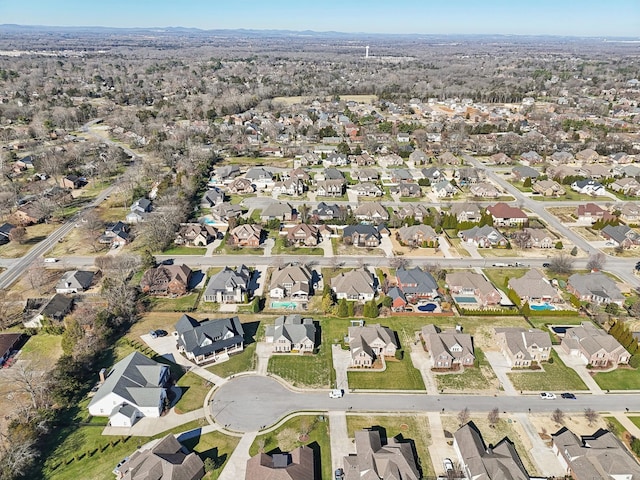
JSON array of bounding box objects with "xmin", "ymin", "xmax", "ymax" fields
[
  {"xmin": 513, "ymin": 412, "xmax": 566, "ymax": 477},
  {"xmin": 250, "ymin": 265, "xmax": 268, "ymax": 297},
  {"xmin": 142, "ymin": 333, "xmax": 193, "ymax": 368},
  {"xmin": 320, "ymin": 236, "xmax": 334, "ymax": 257},
  {"xmin": 329, "ymin": 412, "xmax": 354, "ymax": 472},
  {"xmin": 263, "ymin": 238, "xmax": 274, "ymax": 257},
  {"xmin": 255, "ymin": 342, "xmax": 273, "ymax": 375},
  {"xmin": 379, "ymin": 235, "xmax": 394, "ymax": 257},
  {"xmin": 332, "ymin": 344, "xmax": 351, "ymax": 391},
  {"xmin": 483, "ymin": 351, "xmax": 517, "ymax": 395},
  {"xmin": 553, "ymin": 346, "xmax": 603, "ymax": 393}
]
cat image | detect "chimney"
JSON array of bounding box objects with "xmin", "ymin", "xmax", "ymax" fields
[{"xmin": 99, "ymin": 368, "xmax": 107, "ymax": 383}]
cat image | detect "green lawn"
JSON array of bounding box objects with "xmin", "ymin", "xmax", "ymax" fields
[
  {"xmin": 482, "ymin": 268, "xmax": 528, "ymax": 293},
  {"xmin": 527, "ymin": 317, "xmax": 587, "ymax": 330},
  {"xmin": 507, "ymin": 350, "xmax": 588, "ymax": 391},
  {"xmin": 435, "ymin": 348, "xmax": 498, "ymax": 392},
  {"xmin": 206, "ymin": 343, "xmax": 257, "ymax": 378},
  {"xmin": 21, "ymin": 333, "xmax": 63, "ymax": 365},
  {"xmin": 250, "ymin": 415, "xmax": 331, "ymax": 480},
  {"xmin": 604, "ymin": 416, "xmax": 626, "ymax": 437},
  {"xmin": 271, "ymin": 236, "xmax": 323, "ymax": 255},
  {"xmin": 148, "ymin": 292, "xmax": 201, "ymax": 312},
  {"xmin": 346, "ymin": 414, "xmax": 433, "ymax": 477},
  {"xmin": 593, "ymin": 367, "xmax": 640, "ymax": 390},
  {"xmin": 348, "ymin": 356, "xmax": 425, "ymax": 391},
  {"xmin": 174, "ymin": 372, "xmax": 212, "ymax": 413},
  {"xmin": 181, "ymin": 430, "xmax": 240, "ymax": 480},
  {"xmin": 630, "ymin": 417, "xmax": 640, "ymax": 429},
  {"xmin": 162, "ymin": 246, "xmax": 207, "ymax": 255},
  {"xmin": 215, "ymin": 244, "xmax": 264, "ymax": 255}
]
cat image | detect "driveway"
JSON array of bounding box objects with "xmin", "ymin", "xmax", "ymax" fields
[
  {"xmin": 142, "ymin": 333, "xmax": 193, "ymax": 368},
  {"xmin": 263, "ymin": 238, "xmax": 274, "ymax": 257},
  {"xmin": 332, "ymin": 344, "xmax": 351, "ymax": 391},
  {"xmin": 409, "ymin": 342, "xmax": 438, "ymax": 395},
  {"xmin": 438, "ymin": 235, "xmax": 453, "ymax": 258},
  {"xmin": 379, "ymin": 235, "xmax": 394, "ymax": 258},
  {"xmin": 320, "ymin": 236, "xmax": 334, "ymax": 257},
  {"xmin": 427, "ymin": 412, "xmax": 457, "ymax": 478},
  {"xmin": 553, "ymin": 346, "xmax": 603, "ymax": 393},
  {"xmin": 513, "ymin": 412, "xmax": 566, "ymax": 477},
  {"xmin": 483, "ymin": 351, "xmax": 518, "ymax": 395},
  {"xmin": 255, "ymin": 342, "xmax": 273, "ymax": 376},
  {"xmin": 217, "ymin": 431, "xmax": 257, "ymax": 480},
  {"xmin": 250, "ymin": 265, "xmax": 268, "ymax": 297},
  {"xmin": 329, "ymin": 411, "xmax": 354, "ymax": 472}
]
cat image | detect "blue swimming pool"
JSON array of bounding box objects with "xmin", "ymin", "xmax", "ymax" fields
[
  {"xmin": 530, "ymin": 302, "xmax": 555, "ymax": 311},
  {"xmin": 271, "ymin": 301, "xmax": 298, "ymax": 309},
  {"xmin": 454, "ymin": 296, "xmax": 477, "ymax": 303},
  {"xmin": 417, "ymin": 303, "xmax": 437, "ymax": 312},
  {"xmin": 202, "ymin": 218, "xmax": 217, "ymax": 225}
]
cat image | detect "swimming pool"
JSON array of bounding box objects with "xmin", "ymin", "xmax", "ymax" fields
[
  {"xmin": 530, "ymin": 302, "xmax": 555, "ymax": 311},
  {"xmin": 417, "ymin": 303, "xmax": 437, "ymax": 312},
  {"xmin": 454, "ymin": 296, "xmax": 477, "ymax": 303},
  {"xmin": 271, "ymin": 301, "xmax": 298, "ymax": 309},
  {"xmin": 202, "ymin": 218, "xmax": 217, "ymax": 225}
]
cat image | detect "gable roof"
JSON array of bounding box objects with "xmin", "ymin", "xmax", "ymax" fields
[
  {"xmin": 271, "ymin": 264, "xmax": 312, "ymax": 289},
  {"xmin": 56, "ymin": 270, "xmax": 94, "ymax": 291},
  {"xmin": 486, "ymin": 202, "xmax": 528, "ymax": 219},
  {"xmin": 396, "ymin": 267, "xmax": 438, "ymax": 295},
  {"xmin": 265, "ymin": 315, "xmax": 316, "ymax": 347},
  {"xmin": 204, "ymin": 266, "xmax": 251, "ymax": 296},
  {"xmin": 495, "ymin": 327, "xmax": 551, "ymax": 359},
  {"xmin": 175, "ymin": 315, "xmax": 244, "ymax": 358},
  {"xmin": 246, "ymin": 445, "xmax": 315, "ymax": 480},
  {"xmin": 508, "ymin": 269, "xmax": 557, "ymax": 299},
  {"xmin": 331, "ymin": 268, "xmax": 375, "ymax": 296},
  {"xmin": 568, "ymin": 272, "xmax": 624, "ymax": 303}
]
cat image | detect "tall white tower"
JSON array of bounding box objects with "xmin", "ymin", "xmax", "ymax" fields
[{"xmin": 365, "ymin": 45, "xmax": 369, "ymax": 58}]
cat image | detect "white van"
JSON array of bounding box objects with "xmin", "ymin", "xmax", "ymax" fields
[
  {"xmin": 329, "ymin": 389, "xmax": 343, "ymax": 399},
  {"xmin": 44, "ymin": 258, "xmax": 58, "ymax": 263}
]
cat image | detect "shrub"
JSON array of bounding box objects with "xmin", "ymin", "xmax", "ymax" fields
[
  {"xmin": 395, "ymin": 350, "xmax": 404, "ymax": 360},
  {"xmin": 629, "ymin": 355, "xmax": 640, "ymax": 369},
  {"xmin": 555, "ymin": 241, "xmax": 563, "ymax": 249}
]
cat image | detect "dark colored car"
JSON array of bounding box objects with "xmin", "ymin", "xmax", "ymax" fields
[
  {"xmin": 335, "ymin": 468, "xmax": 344, "ymax": 480},
  {"xmin": 155, "ymin": 329, "xmax": 168, "ymax": 337},
  {"xmin": 561, "ymin": 392, "xmax": 576, "ymax": 399},
  {"xmin": 542, "ymin": 262, "xmax": 550, "ymax": 268}
]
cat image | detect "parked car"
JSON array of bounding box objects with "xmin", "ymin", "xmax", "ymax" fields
[
  {"xmin": 561, "ymin": 392, "xmax": 576, "ymax": 399},
  {"xmin": 542, "ymin": 262, "xmax": 550, "ymax": 268},
  {"xmin": 155, "ymin": 329, "xmax": 168, "ymax": 337},
  {"xmin": 112, "ymin": 457, "xmax": 129, "ymax": 475},
  {"xmin": 334, "ymin": 467, "xmax": 345, "ymax": 480},
  {"xmin": 443, "ymin": 458, "xmax": 454, "ymax": 473},
  {"xmin": 329, "ymin": 389, "xmax": 344, "ymax": 399},
  {"xmin": 149, "ymin": 330, "xmax": 158, "ymax": 339},
  {"xmin": 540, "ymin": 392, "xmax": 556, "ymax": 400}
]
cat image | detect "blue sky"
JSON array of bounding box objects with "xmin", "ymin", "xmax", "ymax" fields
[{"xmin": 1, "ymin": 0, "xmax": 638, "ymax": 37}]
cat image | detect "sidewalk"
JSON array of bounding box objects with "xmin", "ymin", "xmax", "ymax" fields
[
  {"xmin": 615, "ymin": 414, "xmax": 640, "ymax": 438},
  {"xmin": 102, "ymin": 408, "xmax": 206, "ymax": 437},
  {"xmin": 217, "ymin": 431, "xmax": 258, "ymax": 480}
]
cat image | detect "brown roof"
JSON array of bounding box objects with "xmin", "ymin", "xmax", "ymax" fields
[
  {"xmin": 245, "ymin": 445, "xmax": 315, "ymax": 480},
  {"xmin": 0, "ymin": 333, "xmax": 22, "ymax": 356},
  {"xmin": 486, "ymin": 202, "xmax": 528, "ymax": 219}
]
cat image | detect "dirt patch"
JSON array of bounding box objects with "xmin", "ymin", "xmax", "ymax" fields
[
  {"xmin": 529, "ymin": 412, "xmax": 608, "ymax": 440},
  {"xmin": 389, "ymin": 235, "xmax": 444, "ymax": 258}
]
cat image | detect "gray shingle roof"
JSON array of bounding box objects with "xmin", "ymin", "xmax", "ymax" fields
[
  {"xmin": 265, "ymin": 315, "xmax": 316, "ymax": 347},
  {"xmin": 175, "ymin": 315, "xmax": 244, "ymax": 358},
  {"xmin": 396, "ymin": 267, "xmax": 438, "ymax": 296},
  {"xmin": 204, "ymin": 266, "xmax": 251, "ymax": 297}
]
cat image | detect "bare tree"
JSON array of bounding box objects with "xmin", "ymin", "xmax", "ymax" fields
[
  {"xmin": 584, "ymin": 408, "xmax": 598, "ymax": 427},
  {"xmin": 25, "ymin": 262, "xmax": 48, "ymax": 294},
  {"xmin": 8, "ymin": 225, "xmax": 26, "ymax": 244},
  {"xmin": 551, "ymin": 408, "xmax": 565, "ymax": 425},
  {"xmin": 488, "ymin": 408, "xmax": 500, "ymax": 428},
  {"xmin": 8, "ymin": 361, "xmax": 52, "ymax": 411},
  {"xmin": 457, "ymin": 407, "xmax": 470, "ymax": 426},
  {"xmin": 512, "ymin": 229, "xmax": 531, "ymax": 249},
  {"xmin": 390, "ymin": 257, "xmax": 409, "ymax": 270},
  {"xmin": 586, "ymin": 253, "xmax": 606, "ymax": 272},
  {"xmin": 80, "ymin": 210, "xmax": 105, "ymax": 252},
  {"xmin": 548, "ymin": 253, "xmax": 574, "ymax": 275}
]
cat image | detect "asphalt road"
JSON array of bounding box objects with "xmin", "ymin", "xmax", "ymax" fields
[{"xmin": 212, "ymin": 375, "xmax": 640, "ymax": 433}]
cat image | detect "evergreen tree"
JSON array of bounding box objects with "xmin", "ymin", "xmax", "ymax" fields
[{"xmin": 337, "ymin": 298, "xmax": 348, "ymax": 317}]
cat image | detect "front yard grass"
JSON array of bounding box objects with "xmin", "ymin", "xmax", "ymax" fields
[
  {"xmin": 174, "ymin": 372, "xmax": 212, "ymax": 413},
  {"xmin": 181, "ymin": 430, "xmax": 240, "ymax": 480},
  {"xmin": 206, "ymin": 342, "xmax": 257, "ymax": 378},
  {"xmin": 162, "ymin": 246, "xmax": 207, "ymax": 255},
  {"xmin": 20, "ymin": 333, "xmax": 63, "ymax": 365},
  {"xmin": 435, "ymin": 348, "xmax": 498, "ymax": 392},
  {"xmin": 215, "ymin": 244, "xmax": 264, "ymax": 255},
  {"xmin": 0, "ymin": 223, "xmax": 59, "ymax": 258},
  {"xmin": 271, "ymin": 236, "xmax": 323, "ymax": 255},
  {"xmin": 348, "ymin": 355, "xmax": 425, "ymax": 391},
  {"xmin": 507, "ymin": 350, "xmax": 588, "ymax": 391},
  {"xmin": 593, "ymin": 367, "xmax": 640, "ymax": 390},
  {"xmin": 346, "ymin": 414, "xmax": 434, "ymax": 478},
  {"xmin": 148, "ymin": 292, "xmax": 201, "ymax": 312},
  {"xmin": 250, "ymin": 415, "xmax": 331, "ymax": 480},
  {"xmin": 483, "ymin": 267, "xmax": 528, "ymax": 293}
]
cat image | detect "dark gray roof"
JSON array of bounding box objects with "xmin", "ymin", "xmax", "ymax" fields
[
  {"xmin": 0, "ymin": 223, "xmax": 14, "ymax": 237},
  {"xmin": 42, "ymin": 294, "xmax": 73, "ymax": 320},
  {"xmin": 396, "ymin": 267, "xmax": 438, "ymax": 295},
  {"xmin": 265, "ymin": 315, "xmax": 316, "ymax": 347},
  {"xmin": 175, "ymin": 315, "xmax": 244, "ymax": 358},
  {"xmin": 204, "ymin": 266, "xmax": 251, "ymax": 297},
  {"xmin": 343, "ymin": 224, "xmax": 382, "ymax": 241},
  {"xmin": 56, "ymin": 270, "xmax": 94, "ymax": 291}
]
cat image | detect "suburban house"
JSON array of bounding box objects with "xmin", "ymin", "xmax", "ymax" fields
[
  {"xmin": 421, "ymin": 166, "xmax": 442, "ymax": 182},
  {"xmin": 201, "ymin": 188, "xmax": 225, "ymax": 207},
  {"xmin": 454, "ymin": 422, "xmax": 529, "ymax": 480},
  {"xmin": 55, "ymin": 270, "xmax": 95, "ymax": 294},
  {"xmin": 519, "ymin": 150, "xmax": 543, "ymax": 165},
  {"xmin": 273, "ymin": 177, "xmax": 305, "ymax": 196},
  {"xmin": 455, "ymin": 167, "xmax": 481, "ymax": 185},
  {"xmin": 619, "ymin": 202, "xmax": 640, "ymax": 223},
  {"xmin": 288, "ymin": 167, "xmax": 310, "ymax": 183},
  {"xmin": 269, "ymin": 264, "xmax": 313, "ymax": 300},
  {"xmin": 353, "ymin": 202, "xmax": 390, "ymax": 222},
  {"xmin": 0, "ymin": 222, "xmax": 14, "ymax": 245},
  {"xmin": 354, "ymin": 168, "xmax": 379, "ymax": 182},
  {"xmin": 115, "ymin": 434, "xmax": 205, "ymax": 480},
  {"xmin": 575, "ymin": 203, "xmax": 615, "ymax": 224},
  {"xmin": 347, "ymin": 323, "xmax": 399, "ymax": 367},
  {"xmin": 421, "ymin": 324, "xmax": 475, "ymax": 369},
  {"xmin": 409, "ymin": 149, "xmax": 429, "ymax": 166},
  {"xmin": 227, "ymin": 177, "xmax": 255, "ymax": 194},
  {"xmin": 60, "ymin": 174, "xmax": 86, "ymax": 189},
  {"xmin": 10, "ymin": 204, "xmax": 44, "ymax": 226},
  {"xmin": 260, "ymin": 201, "xmax": 294, "ymax": 222},
  {"xmin": 393, "ymin": 182, "xmax": 422, "ymax": 198},
  {"xmin": 174, "ymin": 223, "xmax": 219, "ymax": 246},
  {"xmin": 469, "ymin": 182, "xmax": 500, "ymax": 198},
  {"xmin": 532, "ymin": 179, "xmax": 566, "ymax": 197},
  {"xmin": 331, "ymin": 268, "xmax": 376, "ymax": 302},
  {"xmin": 387, "ymin": 286, "xmax": 408, "ymax": 312},
  {"xmin": 396, "ymin": 204, "xmax": 430, "ymax": 223},
  {"xmin": 230, "ymin": 224, "xmax": 263, "ymax": 247},
  {"xmin": 28, "ymin": 294, "xmax": 74, "ymax": 327},
  {"xmin": 446, "ymin": 271, "xmax": 502, "ymax": 306},
  {"xmin": 601, "ymin": 224, "xmax": 640, "ymax": 249},
  {"xmin": 575, "ymin": 148, "xmax": 601, "ymax": 164},
  {"xmin": 343, "ymin": 429, "xmax": 419, "ymax": 480},
  {"xmin": 490, "ymin": 152, "xmax": 513, "ymax": 165},
  {"xmin": 87, "ymin": 352, "xmax": 170, "ymax": 426},
  {"xmin": 264, "ymin": 315, "xmax": 316, "ymax": 353},
  {"xmin": 552, "ymin": 428, "xmax": 640, "ymax": 480},
  {"xmin": 608, "ymin": 177, "xmax": 639, "ymax": 196},
  {"xmin": 211, "ymin": 164, "xmax": 241, "ymax": 185},
  {"xmin": 203, "ymin": 265, "xmax": 251, "ymax": 303},
  {"xmin": 560, "ymin": 322, "xmax": 630, "ymax": 367},
  {"xmin": 571, "ymin": 179, "xmax": 605, "ymax": 196},
  {"xmin": 0, "ymin": 333, "xmax": 23, "ymax": 366},
  {"xmin": 396, "ymin": 267, "xmax": 439, "ymax": 302},
  {"xmin": 450, "ymin": 202, "xmax": 482, "ymax": 223},
  {"xmin": 316, "ymin": 179, "xmax": 346, "ymax": 197},
  {"xmin": 495, "ymin": 327, "xmax": 552, "ymax": 367},
  {"xmin": 351, "ymin": 182, "xmax": 383, "ymax": 197},
  {"xmin": 140, "ymin": 264, "xmax": 192, "ymax": 297},
  {"xmin": 211, "ymin": 203, "xmax": 243, "ymax": 222},
  {"xmin": 127, "ymin": 197, "xmax": 152, "ymax": 224},
  {"xmin": 175, "ymin": 314, "xmax": 244, "ymax": 365},
  {"xmin": 246, "ymin": 446, "xmax": 315, "ymax": 480},
  {"xmin": 486, "ymin": 203, "xmax": 528, "ymax": 227},
  {"xmin": 396, "ymin": 224, "xmax": 439, "ymax": 247},
  {"xmin": 431, "ymin": 179, "xmax": 458, "ymax": 198},
  {"xmin": 286, "ymin": 224, "xmax": 320, "ymax": 247},
  {"xmin": 512, "ymin": 165, "xmax": 540, "ymax": 182},
  {"xmin": 567, "ymin": 272, "xmax": 624, "ymax": 306},
  {"xmin": 312, "ymin": 202, "xmax": 346, "ymax": 221},
  {"xmin": 323, "ymin": 152, "xmax": 349, "ymax": 167},
  {"xmin": 518, "ymin": 227, "xmax": 555, "ymax": 249},
  {"xmin": 99, "ymin": 221, "xmax": 130, "ymax": 247},
  {"xmin": 458, "ymin": 225, "xmax": 507, "ymax": 248},
  {"xmin": 244, "ymin": 167, "xmax": 274, "ymax": 189},
  {"xmin": 508, "ymin": 269, "xmax": 560, "ymax": 304},
  {"xmin": 343, "ymin": 224, "xmax": 384, "ymax": 248}
]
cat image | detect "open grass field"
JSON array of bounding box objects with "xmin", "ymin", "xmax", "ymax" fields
[
  {"xmin": 348, "ymin": 355, "xmax": 425, "ymax": 391},
  {"xmin": 20, "ymin": 333, "xmax": 64, "ymax": 365},
  {"xmin": 0, "ymin": 223, "xmax": 59, "ymax": 258},
  {"xmin": 346, "ymin": 414, "xmax": 434, "ymax": 477},
  {"xmin": 250, "ymin": 415, "xmax": 331, "ymax": 480},
  {"xmin": 507, "ymin": 350, "xmax": 588, "ymax": 391},
  {"xmin": 434, "ymin": 348, "xmax": 498, "ymax": 392},
  {"xmin": 174, "ymin": 372, "xmax": 212, "ymax": 413},
  {"xmin": 162, "ymin": 246, "xmax": 207, "ymax": 255},
  {"xmin": 593, "ymin": 367, "xmax": 640, "ymax": 390},
  {"xmin": 148, "ymin": 292, "xmax": 201, "ymax": 312},
  {"xmin": 206, "ymin": 342, "xmax": 257, "ymax": 378},
  {"xmin": 181, "ymin": 430, "xmax": 240, "ymax": 480},
  {"xmin": 483, "ymin": 267, "xmax": 528, "ymax": 293},
  {"xmin": 272, "ymin": 236, "xmax": 323, "ymax": 255}
]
